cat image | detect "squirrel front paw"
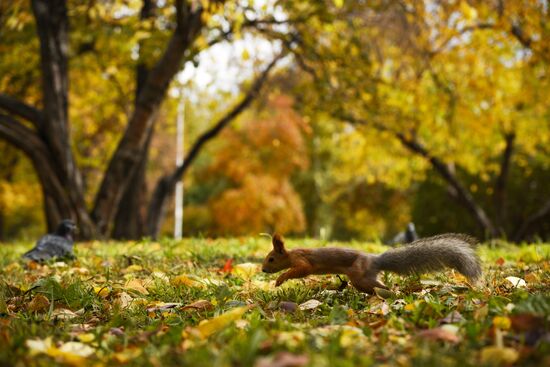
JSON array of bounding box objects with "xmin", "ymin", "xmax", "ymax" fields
[{"xmin": 275, "ymin": 278, "xmax": 285, "ymax": 286}]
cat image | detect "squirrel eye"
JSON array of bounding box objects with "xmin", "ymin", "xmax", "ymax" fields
[{"xmin": 268, "ymin": 257, "xmax": 274, "ymax": 262}]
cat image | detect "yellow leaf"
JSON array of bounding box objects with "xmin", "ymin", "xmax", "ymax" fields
[
  {"xmin": 493, "ymin": 316, "xmax": 511, "ymax": 330},
  {"xmin": 77, "ymin": 333, "xmax": 95, "ymax": 343},
  {"xmin": 122, "ymin": 265, "xmax": 143, "ymax": 274},
  {"xmin": 196, "ymin": 305, "xmax": 252, "ymax": 338},
  {"xmin": 94, "ymin": 286, "xmax": 110, "ymax": 298},
  {"xmin": 232, "ymin": 263, "xmax": 260, "ymax": 279},
  {"xmin": 172, "ymin": 274, "xmax": 201, "ymax": 287},
  {"xmin": 125, "ymin": 279, "xmax": 149, "ymax": 295},
  {"xmin": 112, "ymin": 348, "xmax": 142, "ymax": 363},
  {"xmin": 480, "ymin": 346, "xmax": 519, "ymax": 365}
]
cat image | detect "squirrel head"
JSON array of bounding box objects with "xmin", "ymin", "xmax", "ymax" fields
[{"xmin": 262, "ymin": 233, "xmax": 291, "ymax": 273}]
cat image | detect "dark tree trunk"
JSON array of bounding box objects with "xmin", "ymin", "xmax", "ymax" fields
[
  {"xmin": 31, "ymin": 0, "xmax": 96, "ymax": 237},
  {"xmin": 112, "ymin": 0, "xmax": 155, "ymax": 240},
  {"xmin": 145, "ymin": 55, "xmax": 283, "ymax": 238},
  {"xmin": 112, "ymin": 127, "xmax": 153, "ymax": 239},
  {"xmin": 493, "ymin": 132, "xmax": 515, "ymax": 236},
  {"xmin": 92, "ymin": 1, "xmax": 204, "ymax": 235}
]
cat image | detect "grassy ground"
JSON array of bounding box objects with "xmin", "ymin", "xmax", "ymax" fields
[{"xmin": 0, "ymin": 237, "xmax": 549, "ymax": 366}]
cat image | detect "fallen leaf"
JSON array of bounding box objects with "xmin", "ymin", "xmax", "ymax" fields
[
  {"xmin": 298, "ymin": 299, "xmax": 321, "ymax": 311},
  {"xmin": 493, "ymin": 316, "xmax": 511, "ymax": 330},
  {"xmin": 417, "ymin": 327, "xmax": 460, "ymax": 343},
  {"xmin": 94, "ymin": 286, "xmax": 110, "ymax": 298},
  {"xmin": 232, "ymin": 263, "xmax": 260, "ymax": 279},
  {"xmin": 76, "ymin": 333, "xmax": 95, "ymax": 343},
  {"xmin": 115, "ymin": 292, "xmax": 133, "ymax": 309},
  {"xmin": 480, "ymin": 346, "xmax": 519, "ymax": 365},
  {"xmin": 28, "ymin": 294, "xmax": 50, "ymax": 312},
  {"xmin": 495, "ymin": 257, "xmax": 505, "ymax": 266},
  {"xmin": 51, "ymin": 308, "xmax": 79, "ymax": 320},
  {"xmin": 505, "ymin": 276, "xmax": 526, "ymax": 288},
  {"xmin": 122, "ymin": 264, "xmax": 143, "ymax": 274},
  {"xmin": 26, "ymin": 337, "xmax": 53, "ymax": 355},
  {"xmin": 440, "ymin": 310, "xmax": 464, "ymax": 324},
  {"xmin": 56, "ymin": 341, "xmax": 95, "ymax": 357},
  {"xmin": 255, "ymin": 352, "xmax": 309, "ymax": 367},
  {"xmin": 181, "ymin": 300, "xmax": 214, "ymax": 312},
  {"xmin": 221, "ymin": 258, "xmax": 233, "ymax": 273},
  {"xmin": 196, "ymin": 305, "xmax": 252, "ymax": 338},
  {"xmin": 125, "ymin": 279, "xmax": 149, "ymax": 295},
  {"xmin": 171, "ymin": 274, "xmax": 201, "ymax": 287},
  {"xmin": 146, "ymin": 302, "xmax": 182, "ymax": 313},
  {"xmin": 112, "ymin": 347, "xmax": 142, "ymax": 363}
]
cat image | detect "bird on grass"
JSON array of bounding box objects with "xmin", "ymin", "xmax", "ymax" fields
[
  {"xmin": 389, "ymin": 222, "xmax": 419, "ymax": 245},
  {"xmin": 22, "ymin": 219, "xmax": 77, "ymax": 262}
]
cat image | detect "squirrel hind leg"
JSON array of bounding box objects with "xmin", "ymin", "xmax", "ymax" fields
[{"xmin": 348, "ymin": 274, "xmax": 388, "ymax": 294}]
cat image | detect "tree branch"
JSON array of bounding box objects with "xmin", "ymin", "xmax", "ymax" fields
[
  {"xmin": 335, "ymin": 112, "xmax": 498, "ymax": 237},
  {"xmin": 92, "ymin": 2, "xmax": 204, "ymax": 234},
  {"xmin": 146, "ymin": 52, "xmax": 285, "ymax": 237},
  {"xmin": 514, "ymin": 199, "xmax": 550, "ymax": 241},
  {"xmin": 0, "ymin": 94, "xmax": 43, "ymax": 128}
]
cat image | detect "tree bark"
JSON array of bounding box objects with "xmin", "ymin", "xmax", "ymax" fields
[
  {"xmin": 112, "ymin": 0, "xmax": 156, "ymax": 240},
  {"xmin": 31, "ymin": 0, "xmax": 96, "ymax": 237},
  {"xmin": 145, "ymin": 54, "xmax": 283, "ymax": 238},
  {"xmin": 92, "ymin": 1, "xmax": 204, "ymax": 235},
  {"xmin": 493, "ymin": 132, "xmax": 515, "ymax": 235}
]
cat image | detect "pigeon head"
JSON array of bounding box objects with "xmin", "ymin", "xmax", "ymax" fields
[{"xmin": 55, "ymin": 219, "xmax": 77, "ymax": 237}]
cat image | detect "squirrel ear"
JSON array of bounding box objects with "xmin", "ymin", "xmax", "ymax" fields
[{"xmin": 272, "ymin": 233, "xmax": 286, "ymax": 253}]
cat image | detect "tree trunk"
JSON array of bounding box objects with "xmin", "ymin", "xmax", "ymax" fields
[
  {"xmin": 493, "ymin": 132, "xmax": 515, "ymax": 236},
  {"xmin": 92, "ymin": 2, "xmax": 203, "ymax": 235},
  {"xmin": 112, "ymin": 127, "xmax": 153, "ymax": 239},
  {"xmin": 31, "ymin": 0, "xmax": 96, "ymax": 238},
  {"xmin": 145, "ymin": 54, "xmax": 283, "ymax": 238}
]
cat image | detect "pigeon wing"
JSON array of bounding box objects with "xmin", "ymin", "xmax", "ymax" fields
[{"xmin": 23, "ymin": 235, "xmax": 74, "ymax": 261}]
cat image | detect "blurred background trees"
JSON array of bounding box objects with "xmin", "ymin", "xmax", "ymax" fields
[{"xmin": 0, "ymin": 0, "xmax": 549, "ymax": 242}]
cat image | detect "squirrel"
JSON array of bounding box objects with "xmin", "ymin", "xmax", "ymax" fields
[{"xmin": 261, "ymin": 233, "xmax": 481, "ymax": 293}]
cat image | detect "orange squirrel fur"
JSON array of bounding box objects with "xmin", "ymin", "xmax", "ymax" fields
[{"xmin": 261, "ymin": 233, "xmax": 481, "ymax": 293}]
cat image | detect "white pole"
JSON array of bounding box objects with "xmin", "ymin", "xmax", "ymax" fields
[{"xmin": 174, "ymin": 94, "xmax": 185, "ymax": 239}]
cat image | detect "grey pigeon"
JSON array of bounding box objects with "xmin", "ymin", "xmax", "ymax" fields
[
  {"xmin": 390, "ymin": 222, "xmax": 419, "ymax": 245},
  {"xmin": 22, "ymin": 219, "xmax": 77, "ymax": 262}
]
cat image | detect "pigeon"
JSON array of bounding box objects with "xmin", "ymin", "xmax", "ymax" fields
[
  {"xmin": 389, "ymin": 222, "xmax": 419, "ymax": 245},
  {"xmin": 22, "ymin": 219, "xmax": 77, "ymax": 262}
]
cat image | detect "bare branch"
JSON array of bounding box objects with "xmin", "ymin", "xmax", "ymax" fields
[
  {"xmin": 0, "ymin": 94, "xmax": 43, "ymax": 127},
  {"xmin": 335, "ymin": 112, "xmax": 498, "ymax": 237},
  {"xmin": 146, "ymin": 52, "xmax": 285, "ymax": 237},
  {"xmin": 514, "ymin": 199, "xmax": 550, "ymax": 241}
]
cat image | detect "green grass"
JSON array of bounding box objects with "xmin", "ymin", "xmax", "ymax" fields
[{"xmin": 0, "ymin": 237, "xmax": 549, "ymax": 366}]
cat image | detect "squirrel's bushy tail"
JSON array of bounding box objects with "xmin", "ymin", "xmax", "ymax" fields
[{"xmin": 374, "ymin": 233, "xmax": 482, "ymax": 281}]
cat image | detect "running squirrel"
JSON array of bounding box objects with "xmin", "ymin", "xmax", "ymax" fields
[{"xmin": 261, "ymin": 233, "xmax": 481, "ymax": 293}]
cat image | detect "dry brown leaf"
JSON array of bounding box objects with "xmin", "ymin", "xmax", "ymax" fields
[
  {"xmin": 28, "ymin": 294, "xmax": 50, "ymax": 313},
  {"xmin": 124, "ymin": 279, "xmax": 149, "ymax": 295},
  {"xmin": 181, "ymin": 300, "xmax": 214, "ymax": 312},
  {"xmin": 255, "ymin": 352, "xmax": 309, "ymax": 367},
  {"xmin": 417, "ymin": 327, "xmax": 460, "ymax": 343}
]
